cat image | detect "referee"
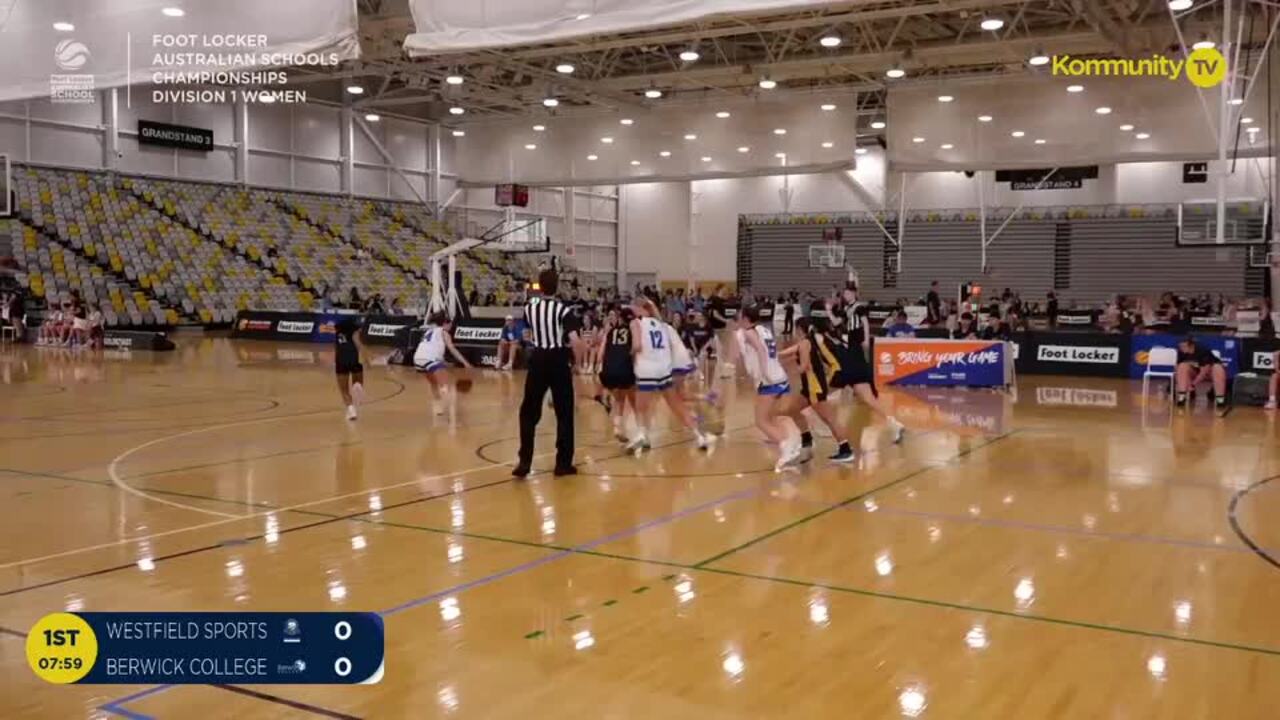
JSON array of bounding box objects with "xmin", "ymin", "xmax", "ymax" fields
[{"xmin": 513, "ymin": 268, "xmax": 580, "ymax": 478}]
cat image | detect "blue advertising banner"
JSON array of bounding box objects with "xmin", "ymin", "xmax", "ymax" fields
[
  {"xmin": 27, "ymin": 612, "xmax": 384, "ymax": 685},
  {"xmin": 873, "ymin": 338, "xmax": 1013, "ymax": 387},
  {"xmin": 1128, "ymin": 334, "xmax": 1242, "ymax": 379}
]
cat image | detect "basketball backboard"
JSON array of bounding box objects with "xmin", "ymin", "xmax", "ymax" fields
[{"xmin": 1177, "ymin": 199, "xmax": 1268, "ymax": 246}]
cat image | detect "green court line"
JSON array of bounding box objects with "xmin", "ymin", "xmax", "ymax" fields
[
  {"xmin": 689, "ymin": 431, "xmax": 1019, "ymax": 568},
  {"xmin": 695, "ymin": 565, "xmax": 1280, "ymax": 659},
  {"xmin": 523, "ymin": 630, "xmax": 544, "ymax": 640},
  {"xmin": 337, "ymin": 495, "xmax": 1280, "ymax": 659},
  {"xmin": 564, "ymin": 613, "xmax": 584, "ymax": 622},
  {"xmin": 631, "ymin": 585, "xmax": 649, "ymax": 594},
  {"xmin": 602, "ymin": 600, "xmax": 617, "ymax": 607}
]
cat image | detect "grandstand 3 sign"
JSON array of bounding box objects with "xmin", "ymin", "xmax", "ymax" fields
[{"xmin": 138, "ymin": 120, "xmax": 213, "ymax": 152}]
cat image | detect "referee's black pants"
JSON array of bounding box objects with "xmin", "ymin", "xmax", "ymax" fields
[{"xmin": 517, "ymin": 347, "xmax": 575, "ymax": 470}]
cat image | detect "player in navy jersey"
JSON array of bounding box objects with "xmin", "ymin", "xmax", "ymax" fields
[
  {"xmin": 596, "ymin": 307, "xmax": 638, "ymax": 441},
  {"xmin": 334, "ymin": 316, "xmax": 369, "ymax": 421}
]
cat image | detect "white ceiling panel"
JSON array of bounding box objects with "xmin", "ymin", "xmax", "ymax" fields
[
  {"xmin": 453, "ymin": 93, "xmax": 861, "ymax": 185},
  {"xmin": 404, "ymin": 0, "xmax": 831, "ymax": 54},
  {"xmin": 886, "ymin": 71, "xmax": 1271, "ymax": 172}
]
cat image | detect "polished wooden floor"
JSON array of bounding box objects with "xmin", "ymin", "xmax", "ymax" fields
[{"xmin": 2, "ymin": 337, "xmax": 1279, "ymax": 719}]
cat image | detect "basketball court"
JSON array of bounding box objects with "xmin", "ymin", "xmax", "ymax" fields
[{"xmin": 2, "ymin": 339, "xmax": 1280, "ymax": 718}]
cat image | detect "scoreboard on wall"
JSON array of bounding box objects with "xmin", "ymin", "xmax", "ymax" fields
[
  {"xmin": 26, "ymin": 612, "xmax": 384, "ymax": 685},
  {"xmin": 495, "ymin": 183, "xmax": 530, "ymax": 207}
]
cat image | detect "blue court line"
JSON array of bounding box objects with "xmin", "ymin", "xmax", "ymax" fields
[
  {"xmin": 100, "ymin": 685, "xmax": 170, "ymax": 719},
  {"xmin": 381, "ymin": 485, "xmax": 760, "ymax": 616},
  {"xmin": 97, "ymin": 428, "xmax": 938, "ymax": 716}
]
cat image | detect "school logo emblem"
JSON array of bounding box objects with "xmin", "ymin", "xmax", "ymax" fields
[
  {"xmin": 50, "ymin": 39, "xmax": 95, "ymax": 104},
  {"xmin": 54, "ymin": 40, "xmax": 90, "ymax": 71}
]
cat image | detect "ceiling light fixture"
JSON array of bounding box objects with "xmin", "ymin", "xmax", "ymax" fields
[
  {"xmin": 855, "ymin": 147, "xmax": 868, "ymax": 155},
  {"xmin": 346, "ymin": 85, "xmax": 365, "ymax": 95},
  {"xmin": 886, "ymin": 66, "xmax": 906, "ymax": 79},
  {"xmin": 1011, "ymin": 130, "xmax": 1025, "ymax": 137},
  {"xmin": 737, "ymin": 146, "xmax": 750, "ymax": 153},
  {"xmin": 773, "ymin": 128, "xmax": 787, "ymax": 135},
  {"xmin": 1136, "ymin": 132, "xmax": 1151, "ymax": 139},
  {"xmin": 1119, "ymin": 124, "xmax": 1134, "ymax": 131},
  {"xmin": 575, "ymin": 12, "xmax": 591, "ymax": 20},
  {"xmin": 701, "ymin": 156, "xmax": 712, "ymax": 162},
  {"xmin": 659, "ymin": 150, "xmax": 671, "ymax": 157},
  {"xmin": 644, "ymin": 89, "xmax": 663, "ymax": 98},
  {"xmin": 715, "ymin": 110, "xmax": 730, "ymax": 118},
  {"xmin": 445, "ymin": 74, "xmax": 464, "ymax": 85},
  {"xmin": 684, "ymin": 133, "xmax": 697, "ymax": 140},
  {"xmin": 542, "ymin": 97, "xmax": 559, "ymax": 107},
  {"xmin": 1229, "ymin": 97, "xmax": 1244, "ymax": 105},
  {"xmin": 452, "ymin": 130, "xmax": 465, "ymax": 137},
  {"xmin": 53, "ymin": 21, "xmax": 75, "ymax": 32},
  {"xmin": 1168, "ymin": 0, "xmax": 1193, "ymax": 9},
  {"xmin": 364, "ymin": 113, "xmax": 380, "ymax": 122},
  {"xmin": 532, "ymin": 124, "xmax": 546, "ymax": 131},
  {"xmin": 821, "ymin": 103, "xmax": 837, "ymax": 111},
  {"xmin": 1034, "ymin": 138, "xmax": 1046, "ymax": 144},
  {"xmin": 980, "ymin": 17, "xmax": 1005, "ymax": 31},
  {"xmin": 524, "ymin": 144, "xmax": 537, "ymax": 150},
  {"xmin": 587, "ymin": 154, "xmax": 598, "ymax": 160},
  {"xmin": 978, "ymin": 115, "xmax": 993, "ymax": 122},
  {"xmin": 941, "ymin": 143, "xmax": 954, "ymax": 149},
  {"xmin": 601, "ymin": 137, "xmax": 614, "ymax": 143},
  {"xmin": 912, "ymin": 136, "xmax": 925, "ymax": 143},
  {"xmin": 822, "ymin": 141, "xmax": 834, "ymax": 148},
  {"xmin": 1029, "ymin": 50, "xmax": 1050, "ymax": 66},
  {"xmin": 449, "ymin": 106, "xmax": 465, "ymax": 115},
  {"xmin": 820, "ymin": 35, "xmax": 842, "ymax": 48},
  {"xmin": 630, "ymin": 160, "xmax": 640, "ymax": 166},
  {"xmin": 1067, "ymin": 84, "xmax": 1084, "ymax": 93},
  {"xmin": 679, "ymin": 49, "xmax": 700, "ymax": 62},
  {"xmin": 555, "ymin": 63, "xmax": 575, "ymax": 74},
  {"xmin": 1241, "ymin": 116, "xmax": 1255, "ymax": 124},
  {"xmin": 775, "ymin": 152, "xmax": 787, "ymax": 159},
  {"xmin": 938, "ymin": 95, "xmax": 954, "ymax": 103},
  {"xmin": 620, "ymin": 118, "xmax": 634, "ymax": 125},
  {"xmin": 871, "ymin": 120, "xmax": 886, "ymax": 129},
  {"xmin": 1192, "ymin": 38, "xmax": 1215, "ymax": 50},
  {"xmin": 161, "ymin": 7, "xmax": 185, "ymax": 17},
  {"xmin": 758, "ymin": 78, "xmax": 777, "ymax": 89},
  {"xmin": 1095, "ymin": 106, "xmax": 1112, "ymax": 114}
]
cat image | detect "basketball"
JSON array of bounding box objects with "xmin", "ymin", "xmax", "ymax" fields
[{"xmin": 455, "ymin": 377, "xmax": 474, "ymax": 393}]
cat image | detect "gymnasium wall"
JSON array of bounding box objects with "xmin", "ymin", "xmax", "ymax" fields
[
  {"xmin": 454, "ymin": 185, "xmax": 620, "ymax": 283},
  {"xmin": 0, "ymin": 91, "xmax": 456, "ymax": 203},
  {"xmin": 739, "ymin": 216, "xmax": 1260, "ymax": 304},
  {"xmin": 619, "ymin": 150, "xmax": 887, "ymax": 285},
  {"xmin": 617, "ymin": 152, "xmax": 1274, "ymax": 286}
]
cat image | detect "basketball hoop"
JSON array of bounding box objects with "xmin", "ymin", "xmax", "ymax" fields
[{"xmin": 807, "ymin": 243, "xmax": 845, "ymax": 271}]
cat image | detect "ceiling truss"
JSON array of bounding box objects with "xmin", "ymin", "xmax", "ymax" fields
[{"xmin": 292, "ymin": 0, "xmax": 1269, "ymax": 126}]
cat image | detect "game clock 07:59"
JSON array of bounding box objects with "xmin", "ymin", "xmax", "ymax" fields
[{"xmin": 27, "ymin": 612, "xmax": 98, "ymax": 684}]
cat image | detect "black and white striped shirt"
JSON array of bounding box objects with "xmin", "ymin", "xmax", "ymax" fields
[{"xmin": 523, "ymin": 295, "xmax": 575, "ymax": 349}]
